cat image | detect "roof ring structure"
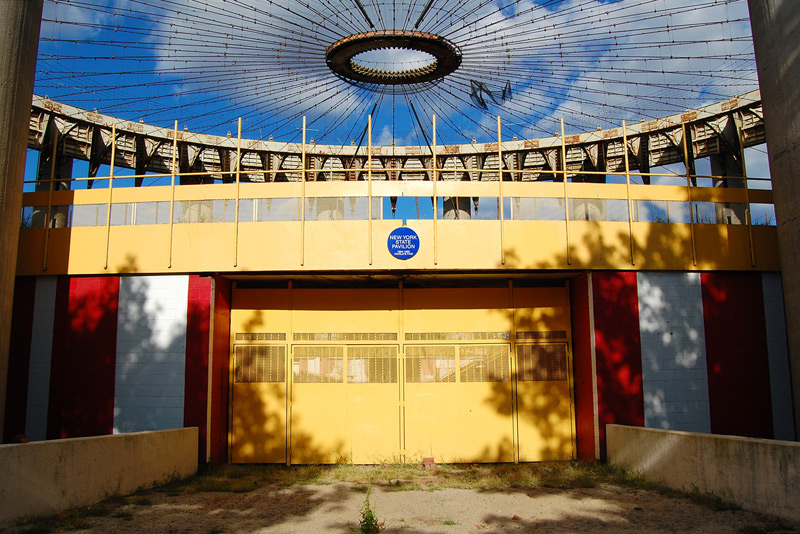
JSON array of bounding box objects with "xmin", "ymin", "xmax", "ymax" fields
[{"xmin": 325, "ymin": 30, "xmax": 462, "ymax": 87}]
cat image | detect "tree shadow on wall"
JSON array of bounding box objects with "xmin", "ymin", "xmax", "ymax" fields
[
  {"xmin": 495, "ymin": 219, "xmax": 705, "ymax": 459},
  {"xmin": 231, "ymin": 309, "xmax": 346, "ymax": 465},
  {"xmin": 483, "ymin": 293, "xmax": 576, "ymax": 462},
  {"xmin": 47, "ymin": 276, "xmax": 119, "ymax": 439},
  {"xmin": 113, "ymin": 275, "xmax": 189, "ymax": 434}
]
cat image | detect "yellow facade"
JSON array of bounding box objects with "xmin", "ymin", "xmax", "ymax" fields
[
  {"xmin": 17, "ymin": 180, "xmax": 779, "ymax": 276},
  {"xmin": 229, "ymin": 285, "xmax": 575, "ymax": 464}
]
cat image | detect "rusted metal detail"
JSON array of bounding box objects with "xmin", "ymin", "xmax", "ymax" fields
[
  {"xmin": 28, "ymin": 91, "xmax": 765, "ymax": 184},
  {"xmin": 326, "ymin": 30, "xmax": 462, "ymax": 87}
]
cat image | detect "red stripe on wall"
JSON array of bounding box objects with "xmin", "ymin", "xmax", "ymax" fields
[
  {"xmin": 592, "ymin": 272, "xmax": 644, "ymax": 459},
  {"xmin": 210, "ymin": 275, "xmax": 231, "ymax": 465},
  {"xmin": 47, "ymin": 276, "xmax": 119, "ymax": 439},
  {"xmin": 3, "ymin": 277, "xmax": 37, "ymax": 443},
  {"xmin": 701, "ymin": 272, "xmax": 773, "ymax": 438},
  {"xmin": 570, "ymin": 273, "xmax": 596, "ymax": 460},
  {"xmin": 185, "ymin": 275, "xmax": 212, "ymax": 463}
]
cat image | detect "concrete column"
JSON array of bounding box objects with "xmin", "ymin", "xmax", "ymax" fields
[
  {"xmin": 748, "ymin": 0, "xmax": 800, "ymax": 438},
  {"xmin": 0, "ymin": 0, "xmax": 44, "ymax": 442},
  {"xmin": 711, "ymin": 148, "xmax": 746, "ymax": 225}
]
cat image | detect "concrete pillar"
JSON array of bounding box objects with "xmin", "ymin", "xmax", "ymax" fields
[
  {"xmin": 442, "ymin": 197, "xmax": 471, "ymax": 219},
  {"xmin": 748, "ymin": 0, "xmax": 800, "ymax": 438},
  {"xmin": 0, "ymin": 0, "xmax": 44, "ymax": 442},
  {"xmin": 711, "ymin": 148, "xmax": 746, "ymax": 225}
]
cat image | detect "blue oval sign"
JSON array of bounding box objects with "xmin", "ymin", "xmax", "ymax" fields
[{"xmin": 388, "ymin": 227, "xmax": 420, "ymax": 259}]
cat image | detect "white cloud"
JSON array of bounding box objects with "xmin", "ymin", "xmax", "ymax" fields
[{"xmin": 38, "ymin": 0, "xmax": 758, "ymax": 144}]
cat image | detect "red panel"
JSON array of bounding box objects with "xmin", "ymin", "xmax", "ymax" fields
[
  {"xmin": 570, "ymin": 273, "xmax": 596, "ymax": 460},
  {"xmin": 185, "ymin": 275, "xmax": 212, "ymax": 463},
  {"xmin": 592, "ymin": 272, "xmax": 644, "ymax": 459},
  {"xmin": 3, "ymin": 277, "xmax": 37, "ymax": 443},
  {"xmin": 47, "ymin": 276, "xmax": 119, "ymax": 439},
  {"xmin": 701, "ymin": 273, "xmax": 773, "ymax": 438},
  {"xmin": 209, "ymin": 275, "xmax": 231, "ymax": 465}
]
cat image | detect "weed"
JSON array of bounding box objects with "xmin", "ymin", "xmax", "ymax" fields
[
  {"xmin": 358, "ymin": 488, "xmax": 383, "ymax": 533},
  {"xmin": 443, "ymin": 519, "xmax": 458, "ymax": 526}
]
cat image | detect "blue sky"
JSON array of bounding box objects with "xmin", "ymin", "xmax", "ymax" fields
[{"xmin": 36, "ymin": 0, "xmax": 759, "ymax": 146}]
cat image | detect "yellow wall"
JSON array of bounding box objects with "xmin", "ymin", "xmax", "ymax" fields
[
  {"xmin": 16, "ymin": 182, "xmax": 779, "ymax": 276},
  {"xmin": 229, "ymin": 285, "xmax": 575, "ymax": 464}
]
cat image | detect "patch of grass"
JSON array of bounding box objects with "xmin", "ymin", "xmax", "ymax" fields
[
  {"xmin": 384, "ymin": 482, "xmax": 423, "ymax": 492},
  {"xmin": 17, "ymin": 513, "xmax": 91, "ymax": 534},
  {"xmin": 443, "ymin": 519, "xmax": 458, "ymax": 526},
  {"xmin": 130, "ymin": 496, "xmax": 152, "ymax": 506},
  {"xmin": 191, "ymin": 477, "xmax": 257, "ymax": 493},
  {"xmin": 103, "ymin": 495, "xmax": 128, "ymax": 506},
  {"xmin": 687, "ymin": 490, "xmax": 740, "ymax": 512},
  {"xmin": 73, "ymin": 503, "xmax": 112, "ymax": 518}
]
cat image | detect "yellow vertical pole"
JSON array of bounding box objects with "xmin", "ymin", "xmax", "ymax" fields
[
  {"xmin": 509, "ymin": 279, "xmax": 518, "ymax": 463},
  {"xmin": 227, "ymin": 281, "xmax": 235, "ymax": 464},
  {"xmin": 301, "ymin": 116, "xmax": 306, "ymax": 267},
  {"xmin": 498, "ymin": 116, "xmax": 506, "ymax": 265},
  {"xmin": 560, "ymin": 119, "xmax": 571, "ymax": 265},
  {"xmin": 432, "ymin": 114, "xmax": 438, "ymax": 265},
  {"xmin": 104, "ymin": 124, "xmax": 117, "ymax": 270},
  {"xmin": 621, "ymin": 121, "xmax": 636, "ymax": 265},
  {"xmin": 738, "ymin": 121, "xmax": 756, "ymax": 267},
  {"xmin": 42, "ymin": 133, "xmax": 58, "ymax": 271},
  {"xmin": 368, "ymin": 114, "xmax": 373, "ymax": 265},
  {"xmin": 682, "ymin": 123, "xmax": 698, "ymax": 266},
  {"xmin": 398, "ymin": 280, "xmax": 405, "ymax": 463},
  {"xmin": 234, "ymin": 118, "xmax": 242, "ymax": 267},
  {"xmin": 287, "ymin": 279, "xmax": 294, "ymax": 466},
  {"xmin": 167, "ymin": 120, "xmax": 178, "ymax": 269}
]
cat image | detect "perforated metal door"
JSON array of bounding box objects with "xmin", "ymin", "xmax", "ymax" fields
[
  {"xmin": 230, "ymin": 344, "xmax": 288, "ymax": 463},
  {"xmin": 516, "ymin": 343, "xmax": 575, "ymax": 461}
]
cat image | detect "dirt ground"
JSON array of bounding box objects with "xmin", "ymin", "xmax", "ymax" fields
[{"xmin": 6, "ymin": 483, "xmax": 800, "ymax": 534}]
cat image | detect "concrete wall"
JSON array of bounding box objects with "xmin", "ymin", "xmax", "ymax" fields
[
  {"xmin": 0, "ymin": 428, "xmax": 198, "ymax": 526},
  {"xmin": 607, "ymin": 424, "xmax": 800, "ymax": 521}
]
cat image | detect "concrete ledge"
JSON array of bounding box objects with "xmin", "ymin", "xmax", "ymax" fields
[
  {"xmin": 607, "ymin": 424, "xmax": 800, "ymax": 521},
  {"xmin": 0, "ymin": 428, "xmax": 198, "ymax": 526}
]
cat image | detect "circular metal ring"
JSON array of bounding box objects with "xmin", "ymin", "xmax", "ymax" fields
[{"xmin": 325, "ymin": 30, "xmax": 462, "ymax": 86}]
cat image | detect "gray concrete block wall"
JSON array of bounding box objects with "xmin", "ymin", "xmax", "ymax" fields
[
  {"xmin": 637, "ymin": 272, "xmax": 711, "ymax": 432},
  {"xmin": 113, "ymin": 275, "xmax": 189, "ymax": 433}
]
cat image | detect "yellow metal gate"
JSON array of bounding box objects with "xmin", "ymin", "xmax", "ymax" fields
[{"xmin": 229, "ymin": 285, "xmax": 575, "ymax": 464}]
